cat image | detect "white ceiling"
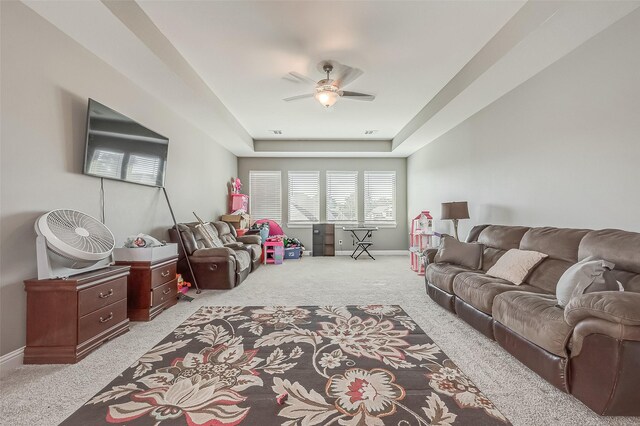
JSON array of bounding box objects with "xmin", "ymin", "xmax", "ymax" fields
[
  {"xmin": 23, "ymin": 0, "xmax": 640, "ymax": 157},
  {"xmin": 138, "ymin": 0, "xmax": 524, "ymax": 140}
]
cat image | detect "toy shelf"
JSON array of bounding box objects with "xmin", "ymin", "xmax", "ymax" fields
[
  {"xmin": 263, "ymin": 240, "xmax": 284, "ymax": 265},
  {"xmin": 410, "ymin": 211, "xmax": 434, "ymax": 276}
]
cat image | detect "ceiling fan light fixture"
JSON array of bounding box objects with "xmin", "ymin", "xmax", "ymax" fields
[{"xmin": 315, "ymin": 87, "xmax": 339, "ymax": 108}]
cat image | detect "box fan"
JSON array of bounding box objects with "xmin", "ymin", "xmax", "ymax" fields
[{"xmin": 35, "ymin": 209, "xmax": 115, "ymax": 279}]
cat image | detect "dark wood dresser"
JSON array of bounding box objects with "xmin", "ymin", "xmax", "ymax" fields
[
  {"xmin": 115, "ymin": 256, "xmax": 178, "ymax": 321},
  {"xmin": 312, "ymin": 223, "xmax": 335, "ymax": 256},
  {"xmin": 24, "ymin": 266, "xmax": 130, "ymax": 364}
]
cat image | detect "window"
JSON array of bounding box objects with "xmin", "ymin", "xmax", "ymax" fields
[
  {"xmin": 326, "ymin": 171, "xmax": 358, "ymax": 223},
  {"xmin": 364, "ymin": 171, "xmax": 396, "ymax": 225},
  {"xmin": 288, "ymin": 171, "xmax": 320, "ymax": 225},
  {"xmin": 249, "ymin": 171, "xmax": 282, "ymax": 222}
]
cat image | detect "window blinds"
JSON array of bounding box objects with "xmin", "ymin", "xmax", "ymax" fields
[
  {"xmin": 288, "ymin": 171, "xmax": 320, "ymax": 224},
  {"xmin": 249, "ymin": 171, "xmax": 282, "ymax": 222},
  {"xmin": 326, "ymin": 171, "xmax": 358, "ymax": 223},
  {"xmin": 364, "ymin": 171, "xmax": 396, "ymax": 224}
]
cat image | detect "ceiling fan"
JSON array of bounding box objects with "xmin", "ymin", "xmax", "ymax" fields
[{"xmin": 284, "ymin": 62, "xmax": 375, "ymax": 108}]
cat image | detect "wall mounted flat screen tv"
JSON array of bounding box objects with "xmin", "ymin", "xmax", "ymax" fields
[{"xmin": 83, "ymin": 99, "xmax": 169, "ymax": 187}]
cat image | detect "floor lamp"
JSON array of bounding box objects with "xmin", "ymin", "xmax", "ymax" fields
[{"xmin": 441, "ymin": 202, "xmax": 469, "ymax": 241}]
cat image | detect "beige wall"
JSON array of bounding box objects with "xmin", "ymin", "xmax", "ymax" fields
[
  {"xmin": 238, "ymin": 157, "xmax": 408, "ymax": 251},
  {"xmin": 0, "ymin": 3, "xmax": 237, "ymax": 356},
  {"xmin": 407, "ymin": 9, "xmax": 640, "ymax": 241}
]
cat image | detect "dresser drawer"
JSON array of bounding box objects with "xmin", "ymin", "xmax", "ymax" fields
[
  {"xmin": 151, "ymin": 262, "xmax": 177, "ymax": 288},
  {"xmin": 152, "ymin": 278, "xmax": 177, "ymax": 307},
  {"xmin": 78, "ymin": 299, "xmax": 127, "ymax": 344},
  {"xmin": 78, "ymin": 277, "xmax": 127, "ymax": 317}
]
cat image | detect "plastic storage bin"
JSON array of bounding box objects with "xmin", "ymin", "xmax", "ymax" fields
[{"xmin": 284, "ymin": 247, "xmax": 302, "ymax": 259}]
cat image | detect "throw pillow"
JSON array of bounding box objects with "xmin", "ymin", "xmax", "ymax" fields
[
  {"xmin": 486, "ymin": 249, "xmax": 548, "ymax": 285},
  {"xmin": 556, "ymin": 258, "xmax": 619, "ymax": 308},
  {"xmin": 434, "ymin": 235, "xmax": 484, "ymax": 270}
]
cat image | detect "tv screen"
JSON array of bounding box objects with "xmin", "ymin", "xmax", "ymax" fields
[{"xmin": 83, "ymin": 99, "xmax": 169, "ymax": 187}]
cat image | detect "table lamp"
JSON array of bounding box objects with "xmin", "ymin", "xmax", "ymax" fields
[{"xmin": 441, "ymin": 202, "xmax": 469, "ymax": 241}]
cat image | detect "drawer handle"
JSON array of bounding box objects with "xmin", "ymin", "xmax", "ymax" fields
[
  {"xmin": 161, "ymin": 270, "xmax": 171, "ymax": 278},
  {"xmin": 99, "ymin": 313, "xmax": 114, "ymax": 323},
  {"xmin": 98, "ymin": 289, "xmax": 114, "ymax": 299},
  {"xmin": 162, "ymin": 288, "xmax": 172, "ymax": 295}
]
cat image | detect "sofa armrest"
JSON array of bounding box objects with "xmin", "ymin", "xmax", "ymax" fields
[
  {"xmin": 192, "ymin": 247, "xmax": 234, "ymax": 258},
  {"xmin": 224, "ymin": 242, "xmax": 245, "ymax": 250},
  {"xmin": 236, "ymin": 235, "xmax": 261, "ymax": 245},
  {"xmin": 423, "ymin": 248, "xmax": 439, "ymax": 266},
  {"xmin": 565, "ymin": 292, "xmax": 640, "ymax": 327}
]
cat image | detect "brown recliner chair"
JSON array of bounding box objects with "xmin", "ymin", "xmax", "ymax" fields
[
  {"xmin": 169, "ymin": 222, "xmax": 251, "ymax": 289},
  {"xmin": 213, "ymin": 221, "xmax": 262, "ymax": 271}
]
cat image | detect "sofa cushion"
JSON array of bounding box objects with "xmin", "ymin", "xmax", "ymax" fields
[
  {"xmin": 476, "ymin": 225, "xmax": 530, "ymax": 271},
  {"xmin": 519, "ymin": 227, "xmax": 589, "ymax": 293},
  {"xmin": 485, "ymin": 249, "xmax": 547, "ymax": 285},
  {"xmin": 453, "ymin": 271, "xmax": 546, "ymax": 315},
  {"xmin": 579, "ymin": 229, "xmax": 640, "ymax": 275},
  {"xmin": 434, "ymin": 236, "xmax": 484, "ymax": 270},
  {"xmin": 425, "ymin": 263, "xmax": 471, "ymax": 294},
  {"xmin": 493, "ymin": 292, "xmax": 573, "ymax": 357},
  {"xmin": 213, "ymin": 221, "xmax": 237, "ymax": 245},
  {"xmin": 477, "ymin": 225, "xmax": 531, "ymax": 250},
  {"xmin": 246, "ymin": 244, "xmax": 261, "ymax": 262},
  {"xmin": 194, "ymin": 222, "xmax": 224, "ymax": 248},
  {"xmin": 520, "ymin": 227, "xmax": 589, "ymax": 263},
  {"xmin": 234, "ymin": 249, "xmax": 251, "ymax": 272}
]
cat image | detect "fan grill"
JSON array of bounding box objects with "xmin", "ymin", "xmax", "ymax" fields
[{"xmin": 46, "ymin": 210, "xmax": 114, "ymax": 255}]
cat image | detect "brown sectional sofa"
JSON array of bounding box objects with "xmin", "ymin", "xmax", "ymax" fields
[
  {"xmin": 169, "ymin": 221, "xmax": 261, "ymax": 289},
  {"xmin": 424, "ymin": 225, "xmax": 640, "ymax": 416}
]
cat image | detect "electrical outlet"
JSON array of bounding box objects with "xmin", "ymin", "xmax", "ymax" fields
[{"xmin": 338, "ymin": 239, "xmax": 343, "ymax": 245}]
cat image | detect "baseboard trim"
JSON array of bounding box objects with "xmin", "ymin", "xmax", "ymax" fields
[
  {"xmin": 0, "ymin": 346, "xmax": 24, "ymax": 378},
  {"xmin": 335, "ymin": 250, "xmax": 409, "ymax": 256}
]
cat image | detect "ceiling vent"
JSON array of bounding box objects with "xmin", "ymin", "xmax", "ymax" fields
[{"xmin": 364, "ymin": 130, "xmax": 378, "ymax": 135}]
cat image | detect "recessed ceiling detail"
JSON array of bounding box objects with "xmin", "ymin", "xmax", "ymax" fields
[
  {"xmin": 136, "ymin": 0, "xmax": 526, "ymax": 141},
  {"xmin": 23, "ymin": 0, "xmax": 640, "ymax": 158}
]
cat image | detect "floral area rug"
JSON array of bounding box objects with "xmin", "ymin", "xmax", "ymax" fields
[{"xmin": 62, "ymin": 305, "xmax": 510, "ymax": 426}]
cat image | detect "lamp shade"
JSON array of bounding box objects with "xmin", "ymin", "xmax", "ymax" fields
[
  {"xmin": 441, "ymin": 202, "xmax": 469, "ymax": 220},
  {"xmin": 315, "ymin": 90, "xmax": 339, "ymax": 108}
]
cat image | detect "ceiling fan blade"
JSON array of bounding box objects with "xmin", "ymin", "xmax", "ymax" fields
[
  {"xmin": 341, "ymin": 91, "xmax": 375, "ymax": 101},
  {"xmin": 283, "ymin": 93, "xmax": 314, "ymax": 102},
  {"xmin": 285, "ymin": 72, "xmax": 317, "ymax": 86},
  {"xmin": 335, "ymin": 66, "xmax": 363, "ymax": 88}
]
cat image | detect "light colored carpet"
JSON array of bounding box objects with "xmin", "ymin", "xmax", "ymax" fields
[{"xmin": 0, "ymin": 256, "xmax": 634, "ymax": 425}]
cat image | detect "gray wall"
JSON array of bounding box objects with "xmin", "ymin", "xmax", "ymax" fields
[
  {"xmin": 0, "ymin": 3, "xmax": 237, "ymax": 356},
  {"xmin": 407, "ymin": 9, "xmax": 640, "ymax": 240},
  {"xmin": 238, "ymin": 157, "xmax": 408, "ymax": 252}
]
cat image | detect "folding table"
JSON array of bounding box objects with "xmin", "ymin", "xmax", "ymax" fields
[{"xmin": 342, "ymin": 226, "xmax": 379, "ymax": 260}]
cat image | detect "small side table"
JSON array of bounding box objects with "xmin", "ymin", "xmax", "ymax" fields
[{"xmin": 264, "ymin": 240, "xmax": 284, "ymax": 265}]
